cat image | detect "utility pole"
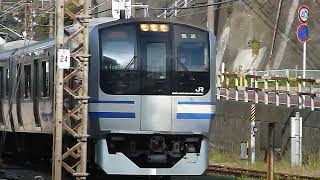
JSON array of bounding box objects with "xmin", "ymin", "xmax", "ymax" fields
[
  {"xmin": 207, "ymin": 0, "xmax": 214, "ymax": 31},
  {"xmin": 53, "ymin": 0, "xmax": 91, "ymax": 179},
  {"xmin": 48, "ymin": 0, "xmax": 54, "ymax": 38},
  {"xmin": 267, "ymin": 123, "xmax": 275, "ymax": 180},
  {"xmin": 131, "ymin": 0, "xmax": 135, "ymax": 17},
  {"xmin": 267, "ymin": 0, "xmax": 283, "ymax": 69},
  {"xmin": 24, "ymin": 0, "xmax": 31, "ymax": 38}
]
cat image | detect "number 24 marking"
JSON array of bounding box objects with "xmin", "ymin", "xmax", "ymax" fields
[{"xmin": 59, "ymin": 55, "xmax": 68, "ymax": 62}]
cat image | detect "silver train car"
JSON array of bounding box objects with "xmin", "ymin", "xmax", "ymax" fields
[{"xmin": 0, "ymin": 18, "xmax": 216, "ymax": 176}]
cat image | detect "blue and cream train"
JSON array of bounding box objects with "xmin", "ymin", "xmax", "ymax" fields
[{"xmin": 0, "ymin": 17, "xmax": 216, "ymax": 176}]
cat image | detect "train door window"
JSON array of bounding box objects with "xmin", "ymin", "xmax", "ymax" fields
[
  {"xmin": 41, "ymin": 61, "xmax": 49, "ymax": 97},
  {"xmin": 24, "ymin": 64, "xmax": 32, "ymax": 99},
  {"xmin": 146, "ymin": 43, "xmax": 167, "ymax": 80},
  {"xmin": 0, "ymin": 67, "xmax": 3, "ymax": 99},
  {"xmin": 99, "ymin": 24, "xmax": 138, "ymax": 95},
  {"xmin": 0, "ymin": 67, "xmax": 3, "ymax": 125},
  {"xmin": 33, "ymin": 60, "xmax": 41, "ymax": 127},
  {"xmin": 16, "ymin": 64, "xmax": 21, "ymax": 96},
  {"xmin": 16, "ymin": 64, "xmax": 23, "ymax": 126},
  {"xmin": 5, "ymin": 69, "xmax": 9, "ymax": 99}
]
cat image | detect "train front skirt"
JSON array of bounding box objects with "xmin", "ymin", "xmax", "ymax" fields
[{"xmin": 95, "ymin": 139, "xmax": 208, "ymax": 175}]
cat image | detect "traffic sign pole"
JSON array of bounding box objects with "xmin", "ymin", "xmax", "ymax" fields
[
  {"xmin": 297, "ymin": 4, "xmax": 309, "ymax": 105},
  {"xmin": 303, "ymin": 41, "xmax": 306, "ymax": 79}
]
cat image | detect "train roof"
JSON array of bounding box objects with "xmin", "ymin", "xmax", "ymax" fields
[
  {"xmin": 0, "ymin": 17, "xmax": 208, "ymax": 60},
  {"xmin": 0, "ymin": 38, "xmax": 54, "ymax": 60},
  {"xmin": 89, "ymin": 17, "xmax": 209, "ymax": 32}
]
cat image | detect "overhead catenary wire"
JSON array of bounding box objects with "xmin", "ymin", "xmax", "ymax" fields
[
  {"xmin": 149, "ymin": 0, "xmax": 240, "ymax": 10},
  {"xmin": 173, "ymin": 0, "xmax": 246, "ymax": 18},
  {"xmin": 91, "ymin": 0, "xmax": 240, "ymax": 16}
]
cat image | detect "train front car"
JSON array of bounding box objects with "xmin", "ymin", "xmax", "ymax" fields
[{"xmin": 89, "ymin": 19, "xmax": 216, "ymax": 176}]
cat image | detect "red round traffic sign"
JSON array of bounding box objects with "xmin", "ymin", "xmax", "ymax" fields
[
  {"xmin": 298, "ymin": 5, "xmax": 309, "ymax": 23},
  {"xmin": 296, "ymin": 24, "xmax": 308, "ymax": 43}
]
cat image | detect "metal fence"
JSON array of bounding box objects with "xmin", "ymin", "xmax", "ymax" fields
[{"xmin": 253, "ymin": 69, "xmax": 320, "ymax": 80}]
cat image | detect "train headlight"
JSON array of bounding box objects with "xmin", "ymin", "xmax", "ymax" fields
[
  {"xmin": 159, "ymin": 24, "xmax": 169, "ymax": 32},
  {"xmin": 140, "ymin": 24, "xmax": 169, "ymax": 32},
  {"xmin": 150, "ymin": 24, "xmax": 160, "ymax": 32},
  {"xmin": 140, "ymin": 24, "xmax": 150, "ymax": 31}
]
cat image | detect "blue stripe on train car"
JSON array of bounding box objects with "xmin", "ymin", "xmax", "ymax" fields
[
  {"xmin": 88, "ymin": 99, "xmax": 135, "ymax": 104},
  {"xmin": 176, "ymin": 113, "xmax": 215, "ymax": 119},
  {"xmin": 89, "ymin": 112, "xmax": 136, "ymax": 118},
  {"xmin": 177, "ymin": 102, "xmax": 215, "ymax": 105}
]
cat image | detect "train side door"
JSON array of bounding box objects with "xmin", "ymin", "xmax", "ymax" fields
[{"xmin": 140, "ymin": 36, "xmax": 172, "ymax": 131}]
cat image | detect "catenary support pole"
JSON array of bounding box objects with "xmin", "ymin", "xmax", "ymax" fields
[
  {"xmin": 53, "ymin": 0, "xmax": 91, "ymax": 179},
  {"xmin": 53, "ymin": 0, "xmax": 64, "ymax": 179}
]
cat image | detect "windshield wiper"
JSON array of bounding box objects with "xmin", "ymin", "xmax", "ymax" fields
[
  {"xmin": 177, "ymin": 57, "xmax": 195, "ymax": 81},
  {"xmin": 120, "ymin": 56, "xmax": 136, "ymax": 78}
]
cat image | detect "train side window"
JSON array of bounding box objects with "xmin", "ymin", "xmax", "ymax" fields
[
  {"xmin": 41, "ymin": 61, "xmax": 50, "ymax": 97},
  {"xmin": 24, "ymin": 64, "xmax": 32, "ymax": 99},
  {"xmin": 5, "ymin": 69, "xmax": 9, "ymax": 99}
]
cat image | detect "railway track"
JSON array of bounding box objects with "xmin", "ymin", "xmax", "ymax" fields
[{"xmin": 207, "ymin": 164, "xmax": 319, "ymax": 179}]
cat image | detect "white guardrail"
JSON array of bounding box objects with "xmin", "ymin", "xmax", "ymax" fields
[{"xmin": 216, "ymin": 69, "xmax": 320, "ymax": 111}]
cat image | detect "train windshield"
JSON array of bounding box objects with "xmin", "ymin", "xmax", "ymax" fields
[
  {"xmin": 173, "ymin": 25, "xmax": 210, "ymax": 95},
  {"xmin": 100, "ymin": 25, "xmax": 139, "ymax": 94},
  {"xmin": 99, "ymin": 23, "xmax": 210, "ymax": 95}
]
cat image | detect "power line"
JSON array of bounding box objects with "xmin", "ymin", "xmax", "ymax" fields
[
  {"xmin": 174, "ymin": 0, "xmax": 245, "ymax": 18},
  {"xmin": 149, "ymin": 0, "xmax": 240, "ymax": 10},
  {"xmin": 90, "ymin": 8, "xmax": 112, "ymax": 16}
]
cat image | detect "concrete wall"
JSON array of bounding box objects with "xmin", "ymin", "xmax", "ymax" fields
[{"xmin": 209, "ymin": 100, "xmax": 320, "ymax": 160}]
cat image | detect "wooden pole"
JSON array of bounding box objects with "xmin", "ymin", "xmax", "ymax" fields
[{"xmin": 267, "ymin": 123, "xmax": 275, "ymax": 180}]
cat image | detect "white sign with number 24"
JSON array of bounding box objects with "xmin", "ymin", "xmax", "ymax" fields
[{"xmin": 57, "ymin": 49, "xmax": 71, "ymax": 69}]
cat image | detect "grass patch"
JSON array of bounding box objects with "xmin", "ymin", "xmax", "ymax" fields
[{"xmin": 209, "ymin": 149, "xmax": 320, "ymax": 177}]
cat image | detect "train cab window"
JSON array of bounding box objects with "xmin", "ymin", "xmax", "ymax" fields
[
  {"xmin": 24, "ymin": 65, "xmax": 32, "ymax": 99},
  {"xmin": 5, "ymin": 69, "xmax": 9, "ymax": 99},
  {"xmin": 99, "ymin": 25, "xmax": 138, "ymax": 95},
  {"xmin": 41, "ymin": 61, "xmax": 50, "ymax": 97},
  {"xmin": 177, "ymin": 42, "xmax": 208, "ymax": 72},
  {"xmin": 173, "ymin": 25, "xmax": 210, "ymax": 96}
]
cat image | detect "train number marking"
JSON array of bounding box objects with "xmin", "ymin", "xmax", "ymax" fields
[{"xmin": 57, "ymin": 49, "xmax": 71, "ymax": 69}]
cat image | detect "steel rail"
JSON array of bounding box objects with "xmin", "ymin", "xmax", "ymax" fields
[{"xmin": 207, "ymin": 164, "xmax": 319, "ymax": 179}]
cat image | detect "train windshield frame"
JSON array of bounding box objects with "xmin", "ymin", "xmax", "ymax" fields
[{"xmin": 99, "ymin": 22, "xmax": 210, "ymax": 96}]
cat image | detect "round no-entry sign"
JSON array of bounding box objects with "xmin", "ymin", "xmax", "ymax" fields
[
  {"xmin": 296, "ymin": 24, "xmax": 308, "ymax": 43},
  {"xmin": 298, "ymin": 5, "xmax": 309, "ymax": 23}
]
